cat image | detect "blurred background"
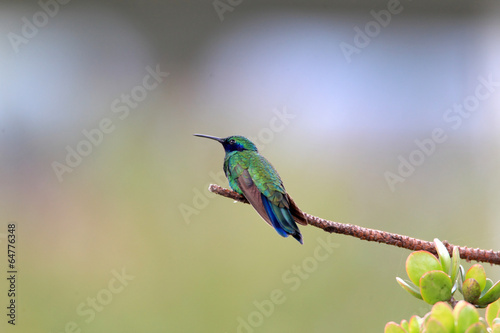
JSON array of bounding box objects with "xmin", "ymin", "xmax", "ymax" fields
[{"xmin": 1, "ymin": 0, "xmax": 500, "ymax": 332}]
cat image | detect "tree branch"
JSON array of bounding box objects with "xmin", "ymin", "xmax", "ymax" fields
[{"xmin": 209, "ymin": 184, "xmax": 500, "ymax": 266}]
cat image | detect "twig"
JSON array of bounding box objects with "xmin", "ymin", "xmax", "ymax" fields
[{"xmin": 209, "ymin": 184, "xmax": 500, "ymax": 266}]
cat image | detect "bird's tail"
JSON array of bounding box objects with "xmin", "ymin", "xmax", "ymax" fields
[
  {"xmin": 261, "ymin": 194, "xmax": 303, "ymax": 244},
  {"xmin": 287, "ymin": 193, "xmax": 308, "ymax": 226}
]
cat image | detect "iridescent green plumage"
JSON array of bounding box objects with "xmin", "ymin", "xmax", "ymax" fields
[{"xmin": 194, "ymin": 134, "xmax": 306, "ymax": 244}]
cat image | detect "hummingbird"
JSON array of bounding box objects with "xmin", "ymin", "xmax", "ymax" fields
[{"xmin": 194, "ymin": 134, "xmax": 306, "ymax": 244}]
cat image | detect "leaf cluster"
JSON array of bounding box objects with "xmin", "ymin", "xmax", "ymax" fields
[{"xmin": 386, "ymin": 239, "xmax": 500, "ymax": 332}]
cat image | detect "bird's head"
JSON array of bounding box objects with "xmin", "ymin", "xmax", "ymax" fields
[{"xmin": 194, "ymin": 134, "xmax": 258, "ymax": 153}]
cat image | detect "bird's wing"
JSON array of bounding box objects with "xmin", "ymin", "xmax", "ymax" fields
[
  {"xmin": 249, "ymin": 155, "xmax": 307, "ymax": 226},
  {"xmin": 236, "ymin": 169, "xmax": 302, "ymax": 243},
  {"xmin": 233, "ymin": 155, "xmax": 304, "ymax": 243},
  {"xmin": 227, "ymin": 153, "xmax": 305, "ymax": 242},
  {"xmin": 235, "ymin": 169, "xmax": 273, "ymax": 228}
]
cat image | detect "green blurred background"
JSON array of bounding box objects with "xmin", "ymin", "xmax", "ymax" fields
[{"xmin": 1, "ymin": 0, "xmax": 500, "ymax": 332}]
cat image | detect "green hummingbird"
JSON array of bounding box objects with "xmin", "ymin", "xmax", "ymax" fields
[{"xmin": 194, "ymin": 134, "xmax": 306, "ymax": 244}]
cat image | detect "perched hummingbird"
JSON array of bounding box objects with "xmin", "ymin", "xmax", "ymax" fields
[{"xmin": 194, "ymin": 134, "xmax": 306, "ymax": 244}]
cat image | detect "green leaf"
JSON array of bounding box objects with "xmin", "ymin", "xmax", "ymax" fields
[
  {"xmin": 465, "ymin": 265, "xmax": 487, "ymax": 292},
  {"xmin": 400, "ymin": 320, "xmax": 409, "ymax": 331},
  {"xmin": 420, "ymin": 270, "xmax": 452, "ymax": 305},
  {"xmin": 408, "ymin": 315, "xmax": 422, "ymax": 333},
  {"xmin": 450, "ymin": 247, "xmax": 461, "ymax": 284},
  {"xmin": 429, "ymin": 302, "xmax": 454, "ymax": 330},
  {"xmin": 384, "ymin": 322, "xmax": 407, "ymax": 333},
  {"xmin": 477, "ymin": 280, "xmax": 500, "ymax": 307},
  {"xmin": 458, "ymin": 265, "xmax": 466, "ymax": 294},
  {"xmin": 464, "ymin": 322, "xmax": 487, "ymax": 333},
  {"xmin": 434, "ymin": 238, "xmax": 451, "ymax": 273},
  {"xmin": 493, "ymin": 319, "xmax": 500, "ymax": 333},
  {"xmin": 485, "ymin": 298, "xmax": 500, "ymax": 327},
  {"xmin": 454, "ymin": 301, "xmax": 480, "ymax": 333},
  {"xmin": 463, "ymin": 278, "xmax": 482, "ymax": 304},
  {"xmin": 406, "ymin": 251, "xmax": 443, "ymax": 287},
  {"xmin": 397, "ymin": 277, "xmax": 423, "ymax": 300},
  {"xmin": 480, "ymin": 279, "xmax": 494, "ymax": 298},
  {"xmin": 424, "ymin": 318, "xmax": 448, "ymax": 333}
]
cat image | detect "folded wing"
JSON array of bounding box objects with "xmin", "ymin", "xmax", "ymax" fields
[{"xmin": 236, "ymin": 168, "xmax": 304, "ymax": 244}]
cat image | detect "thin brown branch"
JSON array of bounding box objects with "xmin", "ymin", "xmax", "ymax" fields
[{"xmin": 209, "ymin": 184, "xmax": 500, "ymax": 266}]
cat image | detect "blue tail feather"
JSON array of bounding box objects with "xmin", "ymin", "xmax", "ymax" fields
[{"xmin": 261, "ymin": 194, "xmax": 303, "ymax": 244}]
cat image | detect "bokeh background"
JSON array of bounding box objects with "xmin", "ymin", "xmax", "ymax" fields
[{"xmin": 1, "ymin": 0, "xmax": 500, "ymax": 332}]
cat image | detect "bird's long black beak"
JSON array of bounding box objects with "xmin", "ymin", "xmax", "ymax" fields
[{"xmin": 193, "ymin": 134, "xmax": 224, "ymax": 143}]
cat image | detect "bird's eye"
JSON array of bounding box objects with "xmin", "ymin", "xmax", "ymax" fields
[{"xmin": 229, "ymin": 139, "xmax": 236, "ymax": 145}]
